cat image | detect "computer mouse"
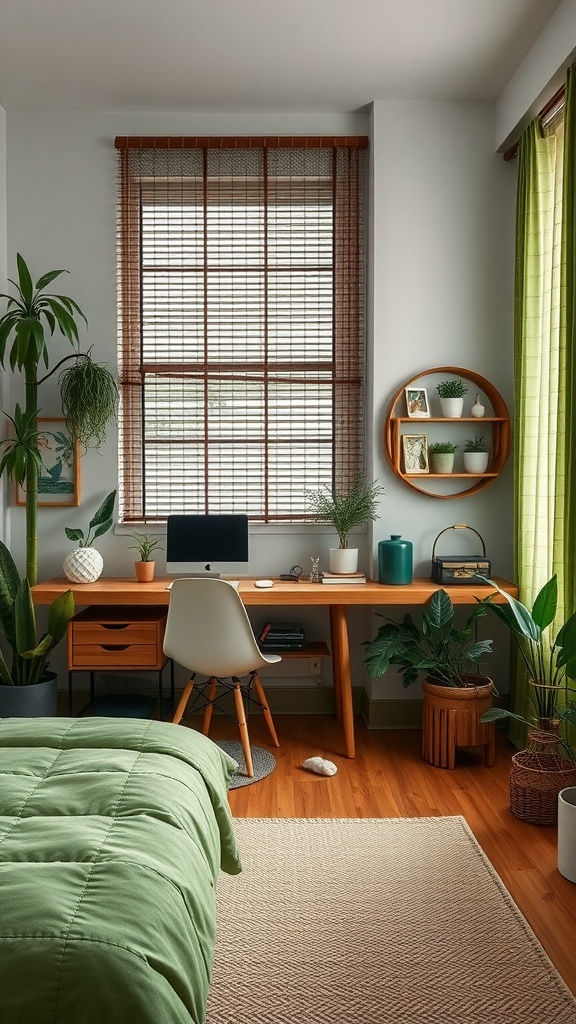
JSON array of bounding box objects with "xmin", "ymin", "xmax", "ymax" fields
[{"xmin": 255, "ymin": 579, "xmax": 274, "ymax": 588}]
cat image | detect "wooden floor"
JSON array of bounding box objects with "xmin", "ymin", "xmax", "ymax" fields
[{"xmin": 183, "ymin": 713, "xmax": 576, "ymax": 995}]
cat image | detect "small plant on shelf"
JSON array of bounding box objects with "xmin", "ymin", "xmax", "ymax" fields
[
  {"xmin": 463, "ymin": 436, "xmax": 489, "ymax": 453},
  {"xmin": 436, "ymin": 378, "xmax": 469, "ymax": 399},
  {"xmin": 127, "ymin": 531, "xmax": 163, "ymax": 562},
  {"xmin": 428, "ymin": 441, "xmax": 458, "ymax": 454}
]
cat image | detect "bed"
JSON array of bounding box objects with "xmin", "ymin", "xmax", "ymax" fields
[{"xmin": 0, "ymin": 717, "xmax": 241, "ymax": 1024}]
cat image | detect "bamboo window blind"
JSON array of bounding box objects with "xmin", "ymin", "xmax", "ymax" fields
[{"xmin": 116, "ymin": 136, "xmax": 367, "ymax": 523}]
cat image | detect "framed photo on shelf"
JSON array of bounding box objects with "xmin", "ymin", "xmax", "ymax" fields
[
  {"xmin": 15, "ymin": 417, "xmax": 80, "ymax": 507},
  {"xmin": 402, "ymin": 434, "xmax": 429, "ymax": 474},
  {"xmin": 404, "ymin": 387, "xmax": 430, "ymax": 418}
]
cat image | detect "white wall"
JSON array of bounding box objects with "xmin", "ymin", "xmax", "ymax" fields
[
  {"xmin": 0, "ymin": 104, "xmax": 7, "ymax": 547},
  {"xmin": 4, "ymin": 104, "xmax": 515, "ymax": 696},
  {"xmin": 365, "ymin": 100, "xmax": 516, "ymax": 699},
  {"xmin": 495, "ymin": 0, "xmax": 576, "ymax": 151}
]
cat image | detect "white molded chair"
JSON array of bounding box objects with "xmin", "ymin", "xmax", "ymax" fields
[{"xmin": 163, "ymin": 578, "xmax": 280, "ymax": 777}]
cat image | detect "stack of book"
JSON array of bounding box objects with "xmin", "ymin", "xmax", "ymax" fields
[
  {"xmin": 320, "ymin": 571, "xmax": 367, "ymax": 585},
  {"xmin": 258, "ymin": 621, "xmax": 306, "ymax": 651}
]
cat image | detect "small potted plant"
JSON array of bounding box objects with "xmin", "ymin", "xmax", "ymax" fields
[
  {"xmin": 306, "ymin": 474, "xmax": 385, "ymax": 573},
  {"xmin": 127, "ymin": 531, "xmax": 163, "ymax": 583},
  {"xmin": 363, "ymin": 588, "xmax": 495, "ymax": 768},
  {"xmin": 428, "ymin": 441, "xmax": 458, "ymax": 473},
  {"xmin": 436, "ymin": 377, "xmax": 469, "ymax": 417},
  {"xmin": 63, "ymin": 490, "xmax": 117, "ymax": 583},
  {"xmin": 463, "ymin": 435, "xmax": 489, "ymax": 474}
]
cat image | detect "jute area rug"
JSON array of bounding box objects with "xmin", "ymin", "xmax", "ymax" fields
[{"xmin": 206, "ymin": 817, "xmax": 576, "ymax": 1024}]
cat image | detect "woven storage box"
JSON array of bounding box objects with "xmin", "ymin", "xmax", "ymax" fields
[
  {"xmin": 431, "ymin": 524, "xmax": 491, "ymax": 585},
  {"xmin": 509, "ymin": 732, "xmax": 576, "ymax": 826}
]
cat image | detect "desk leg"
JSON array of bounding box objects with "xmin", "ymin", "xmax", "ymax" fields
[
  {"xmin": 328, "ymin": 604, "xmax": 355, "ymax": 759},
  {"xmin": 328, "ymin": 606, "xmax": 343, "ymax": 721}
]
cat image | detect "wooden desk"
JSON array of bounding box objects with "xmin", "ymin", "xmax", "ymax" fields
[{"xmin": 32, "ymin": 576, "xmax": 518, "ymax": 760}]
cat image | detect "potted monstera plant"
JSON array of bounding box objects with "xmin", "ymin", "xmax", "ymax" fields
[{"xmin": 364, "ymin": 588, "xmax": 496, "ymax": 769}]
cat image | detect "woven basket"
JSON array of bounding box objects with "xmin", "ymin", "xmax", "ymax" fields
[{"xmin": 509, "ymin": 731, "xmax": 576, "ymax": 826}]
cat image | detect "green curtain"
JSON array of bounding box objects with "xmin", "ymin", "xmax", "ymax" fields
[{"xmin": 511, "ymin": 66, "xmax": 576, "ymax": 745}]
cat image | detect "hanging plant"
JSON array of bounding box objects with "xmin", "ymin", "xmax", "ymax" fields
[{"xmin": 59, "ymin": 352, "xmax": 118, "ymax": 450}]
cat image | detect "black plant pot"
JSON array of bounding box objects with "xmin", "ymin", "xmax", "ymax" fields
[{"xmin": 0, "ymin": 672, "xmax": 58, "ymax": 718}]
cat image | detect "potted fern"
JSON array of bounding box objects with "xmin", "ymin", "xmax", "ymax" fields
[{"xmin": 306, "ymin": 475, "xmax": 385, "ymax": 573}]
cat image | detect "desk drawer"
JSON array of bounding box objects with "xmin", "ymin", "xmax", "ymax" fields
[
  {"xmin": 70, "ymin": 644, "xmax": 161, "ymax": 669},
  {"xmin": 71, "ymin": 622, "xmax": 160, "ymax": 645}
]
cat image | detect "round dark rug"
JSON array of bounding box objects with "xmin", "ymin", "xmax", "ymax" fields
[{"xmin": 214, "ymin": 740, "xmax": 276, "ymax": 789}]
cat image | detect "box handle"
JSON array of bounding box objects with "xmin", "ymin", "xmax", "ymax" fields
[{"xmin": 432, "ymin": 524, "xmax": 486, "ymax": 559}]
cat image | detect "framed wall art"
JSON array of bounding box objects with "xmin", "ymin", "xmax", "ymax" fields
[
  {"xmin": 15, "ymin": 418, "xmax": 80, "ymax": 507},
  {"xmin": 404, "ymin": 387, "xmax": 430, "ymax": 418},
  {"xmin": 402, "ymin": 434, "xmax": 429, "ymax": 474}
]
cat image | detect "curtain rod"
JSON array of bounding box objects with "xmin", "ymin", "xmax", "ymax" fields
[{"xmin": 503, "ymin": 85, "xmax": 565, "ymax": 161}]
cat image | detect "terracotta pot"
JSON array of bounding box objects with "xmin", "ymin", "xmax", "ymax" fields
[
  {"xmin": 421, "ymin": 676, "xmax": 495, "ymax": 770},
  {"xmin": 135, "ymin": 560, "xmax": 155, "ymax": 583}
]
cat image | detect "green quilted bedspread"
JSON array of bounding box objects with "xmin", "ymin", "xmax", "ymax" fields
[{"xmin": 0, "ymin": 717, "xmax": 241, "ymax": 1024}]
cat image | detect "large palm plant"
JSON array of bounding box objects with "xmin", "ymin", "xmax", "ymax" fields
[{"xmin": 0, "ymin": 254, "xmax": 118, "ymax": 585}]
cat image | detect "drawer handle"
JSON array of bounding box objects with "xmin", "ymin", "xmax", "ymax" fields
[
  {"xmin": 101, "ymin": 623, "xmax": 130, "ymax": 630},
  {"xmin": 100, "ymin": 644, "xmax": 130, "ymax": 651}
]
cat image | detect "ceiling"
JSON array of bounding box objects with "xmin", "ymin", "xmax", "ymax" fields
[{"xmin": 0, "ymin": 0, "xmax": 564, "ymax": 113}]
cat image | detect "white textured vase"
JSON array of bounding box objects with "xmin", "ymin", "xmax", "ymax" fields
[
  {"xmin": 440, "ymin": 397, "xmax": 464, "ymax": 418},
  {"xmin": 63, "ymin": 547, "xmax": 104, "ymax": 584},
  {"xmin": 329, "ymin": 547, "xmax": 359, "ymax": 573}
]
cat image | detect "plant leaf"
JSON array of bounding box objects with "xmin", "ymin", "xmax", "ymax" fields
[
  {"xmin": 13, "ymin": 580, "xmax": 37, "ymax": 655},
  {"xmin": 88, "ymin": 490, "xmax": 117, "ymax": 529},
  {"xmin": 64, "ymin": 528, "xmax": 84, "ymax": 543},
  {"xmin": 47, "ymin": 589, "xmax": 74, "ymax": 648},
  {"xmin": 477, "ymin": 577, "xmax": 540, "ymax": 641},
  {"xmin": 35, "ymin": 269, "xmax": 67, "ymax": 290},
  {"xmin": 16, "ymin": 253, "xmax": 33, "ymax": 308},
  {"xmin": 531, "ymin": 575, "xmax": 558, "ymax": 630},
  {"xmin": 426, "ymin": 589, "xmax": 453, "ymax": 629}
]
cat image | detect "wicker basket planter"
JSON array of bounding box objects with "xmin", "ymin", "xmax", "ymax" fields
[
  {"xmin": 422, "ymin": 676, "xmax": 495, "ymax": 770},
  {"xmin": 509, "ymin": 731, "xmax": 576, "ymax": 826}
]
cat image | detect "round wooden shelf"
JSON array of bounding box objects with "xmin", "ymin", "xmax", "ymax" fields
[{"xmin": 384, "ymin": 366, "xmax": 510, "ymax": 499}]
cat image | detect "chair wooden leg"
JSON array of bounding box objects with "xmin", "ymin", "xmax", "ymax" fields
[
  {"xmin": 202, "ymin": 677, "xmax": 217, "ymax": 736},
  {"xmin": 172, "ymin": 675, "xmax": 196, "ymax": 725},
  {"xmin": 233, "ymin": 681, "xmax": 253, "ymax": 777},
  {"xmin": 252, "ymin": 672, "xmax": 280, "ymax": 748}
]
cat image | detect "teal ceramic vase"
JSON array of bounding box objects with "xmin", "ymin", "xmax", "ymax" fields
[{"xmin": 378, "ymin": 535, "xmax": 413, "ymax": 585}]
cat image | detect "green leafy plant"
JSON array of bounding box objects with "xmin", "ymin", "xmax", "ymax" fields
[
  {"xmin": 65, "ymin": 490, "xmax": 117, "ymax": 549},
  {"xmin": 428, "ymin": 441, "xmax": 458, "ymax": 454},
  {"xmin": 306, "ymin": 475, "xmax": 386, "ymax": 549},
  {"xmin": 363, "ymin": 588, "xmax": 493, "ymax": 688},
  {"xmin": 0, "ymin": 254, "xmax": 118, "ymax": 584},
  {"xmin": 478, "ymin": 575, "xmax": 576, "ymax": 733},
  {"xmin": 463, "ymin": 435, "xmax": 489, "ymax": 453},
  {"xmin": 0, "ymin": 541, "xmax": 74, "ymax": 686},
  {"xmin": 127, "ymin": 531, "xmax": 163, "ymax": 562},
  {"xmin": 436, "ymin": 378, "xmax": 469, "ymax": 399}
]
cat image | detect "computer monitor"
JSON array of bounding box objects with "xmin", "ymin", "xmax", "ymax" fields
[{"xmin": 166, "ymin": 514, "xmax": 249, "ymax": 577}]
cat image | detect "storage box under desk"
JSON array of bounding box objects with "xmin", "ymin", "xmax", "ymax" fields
[{"xmin": 68, "ymin": 606, "xmax": 168, "ymax": 671}]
